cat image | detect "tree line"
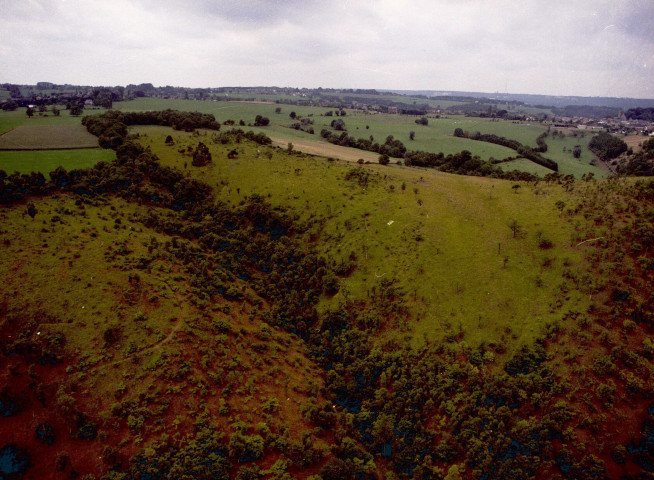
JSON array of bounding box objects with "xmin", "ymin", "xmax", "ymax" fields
[{"xmin": 454, "ymin": 129, "xmax": 559, "ymax": 171}]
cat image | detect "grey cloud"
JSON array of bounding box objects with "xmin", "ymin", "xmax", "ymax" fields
[{"xmin": 0, "ymin": 0, "xmax": 652, "ymax": 96}]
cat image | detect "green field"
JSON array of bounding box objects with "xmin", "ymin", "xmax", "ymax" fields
[
  {"xmin": 0, "ymin": 148, "xmax": 115, "ymax": 174},
  {"xmin": 116, "ymin": 98, "xmax": 522, "ymax": 160},
  {"xmin": 497, "ymin": 158, "xmax": 553, "ymax": 176},
  {"xmin": 541, "ymin": 129, "xmax": 609, "ymax": 178},
  {"xmin": 0, "ymin": 107, "xmax": 87, "ymax": 135},
  {"xmin": 0, "ymin": 125, "xmax": 99, "ymax": 150},
  {"xmin": 0, "ymin": 108, "xmax": 113, "ymax": 174},
  {"xmin": 114, "ymin": 98, "xmax": 606, "ymax": 178}
]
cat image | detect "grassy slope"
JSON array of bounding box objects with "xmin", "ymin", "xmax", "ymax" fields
[
  {"xmin": 138, "ymin": 126, "xmax": 590, "ymax": 349},
  {"xmin": 1, "ymin": 121, "xmax": 651, "ymax": 478}
]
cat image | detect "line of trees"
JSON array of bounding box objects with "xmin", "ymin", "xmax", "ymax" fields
[
  {"xmin": 455, "ymin": 129, "xmax": 559, "ymax": 171},
  {"xmin": 320, "ymin": 130, "xmax": 407, "ymax": 158}
]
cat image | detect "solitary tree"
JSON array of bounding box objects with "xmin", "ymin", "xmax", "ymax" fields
[
  {"xmin": 409, "ymin": 131, "xmax": 415, "ymax": 140},
  {"xmin": 26, "ymin": 107, "xmax": 34, "ymax": 118},
  {"xmin": 331, "ymin": 119, "xmax": 346, "ymax": 131},
  {"xmin": 192, "ymin": 142, "xmax": 212, "ymax": 166},
  {"xmin": 254, "ymin": 115, "xmax": 270, "ymax": 126},
  {"xmin": 573, "ymin": 145, "xmax": 582, "ymax": 158},
  {"xmin": 454, "ymin": 127, "xmax": 464, "ymax": 137},
  {"xmin": 378, "ymin": 154, "xmax": 390, "ymax": 165}
]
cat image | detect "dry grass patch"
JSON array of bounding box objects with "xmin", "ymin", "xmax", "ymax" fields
[{"xmin": 270, "ymin": 136, "xmax": 381, "ymax": 163}]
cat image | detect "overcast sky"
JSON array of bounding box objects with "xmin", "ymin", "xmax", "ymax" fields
[{"xmin": 2, "ymin": 0, "xmax": 653, "ymax": 98}]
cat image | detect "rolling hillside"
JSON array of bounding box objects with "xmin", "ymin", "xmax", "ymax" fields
[{"xmin": 0, "ymin": 111, "xmax": 652, "ymax": 479}]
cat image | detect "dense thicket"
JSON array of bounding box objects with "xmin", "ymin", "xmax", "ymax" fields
[
  {"xmin": 617, "ymin": 137, "xmax": 654, "ymax": 176},
  {"xmin": 588, "ymin": 132, "xmax": 628, "ymax": 161}
]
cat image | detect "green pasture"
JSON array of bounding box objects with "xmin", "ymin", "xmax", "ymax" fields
[
  {"xmin": 319, "ymin": 91, "xmax": 467, "ymax": 110},
  {"xmin": 498, "ymin": 159, "xmax": 553, "ymax": 176},
  {"xmin": 0, "ymin": 148, "xmax": 115, "ymax": 174},
  {"xmin": 115, "ymin": 100, "xmax": 518, "ymax": 161},
  {"xmin": 0, "ymin": 108, "xmax": 112, "ymax": 174},
  {"xmin": 541, "ymin": 130, "xmax": 609, "ymax": 178},
  {"xmin": 315, "ymin": 112, "xmax": 520, "ymax": 160},
  {"xmin": 114, "ymin": 98, "xmax": 604, "ymax": 177},
  {"xmin": 209, "ymin": 92, "xmax": 310, "ymax": 102},
  {"xmin": 0, "ymin": 107, "xmax": 86, "ymax": 134},
  {"xmin": 136, "ymin": 126, "xmax": 589, "ymax": 349},
  {"xmin": 443, "ymin": 117, "xmax": 546, "ymax": 146}
]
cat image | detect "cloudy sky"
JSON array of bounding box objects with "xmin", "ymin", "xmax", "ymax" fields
[{"xmin": 2, "ymin": 0, "xmax": 653, "ymax": 98}]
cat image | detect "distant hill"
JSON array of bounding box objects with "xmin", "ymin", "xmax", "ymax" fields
[{"xmin": 384, "ymin": 89, "xmax": 654, "ymax": 109}]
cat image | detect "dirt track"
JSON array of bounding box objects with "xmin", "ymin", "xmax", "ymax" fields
[{"xmin": 270, "ymin": 137, "xmax": 381, "ymax": 163}]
